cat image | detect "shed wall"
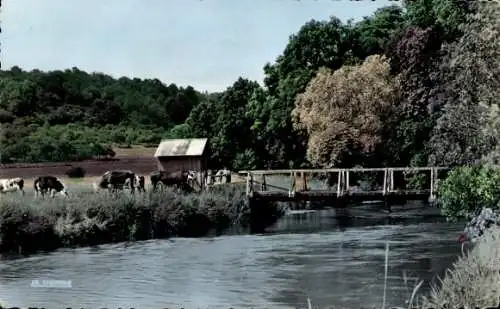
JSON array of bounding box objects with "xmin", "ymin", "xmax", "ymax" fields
[{"xmin": 156, "ymin": 156, "xmax": 203, "ymax": 172}]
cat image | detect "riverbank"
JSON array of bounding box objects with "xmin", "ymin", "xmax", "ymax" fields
[
  {"xmin": 417, "ymin": 226, "xmax": 500, "ymax": 308},
  {"xmin": 0, "ymin": 183, "xmax": 285, "ymax": 254}
]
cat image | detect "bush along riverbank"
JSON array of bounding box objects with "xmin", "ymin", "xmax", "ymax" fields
[
  {"xmin": 0, "ymin": 183, "xmax": 286, "ymax": 254},
  {"xmin": 437, "ymin": 165, "xmax": 500, "ymax": 221}
]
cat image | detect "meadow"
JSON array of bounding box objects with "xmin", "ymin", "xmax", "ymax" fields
[{"xmin": 0, "ymin": 180, "xmax": 285, "ymax": 255}]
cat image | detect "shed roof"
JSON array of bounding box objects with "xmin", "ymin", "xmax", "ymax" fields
[{"xmin": 154, "ymin": 138, "xmax": 208, "ymax": 157}]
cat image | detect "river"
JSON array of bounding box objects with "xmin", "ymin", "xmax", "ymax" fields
[{"xmin": 0, "ymin": 202, "xmax": 465, "ymax": 309}]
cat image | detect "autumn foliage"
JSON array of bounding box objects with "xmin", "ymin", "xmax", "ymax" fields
[{"xmin": 292, "ymin": 55, "xmax": 398, "ymax": 167}]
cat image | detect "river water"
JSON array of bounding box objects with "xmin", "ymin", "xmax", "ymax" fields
[{"xmin": 0, "ymin": 202, "xmax": 465, "ymax": 309}]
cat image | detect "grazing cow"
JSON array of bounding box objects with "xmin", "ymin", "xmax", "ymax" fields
[
  {"xmin": 0, "ymin": 177, "xmax": 25, "ymax": 195},
  {"xmin": 124, "ymin": 175, "xmax": 145, "ymax": 192},
  {"xmin": 150, "ymin": 170, "xmax": 196, "ymax": 192},
  {"xmin": 215, "ymin": 168, "xmax": 231, "ymax": 184},
  {"xmin": 205, "ymin": 170, "xmax": 215, "ymax": 188},
  {"xmin": 97, "ymin": 170, "xmax": 136, "ymax": 193},
  {"xmin": 34, "ymin": 176, "xmax": 68, "ymax": 198}
]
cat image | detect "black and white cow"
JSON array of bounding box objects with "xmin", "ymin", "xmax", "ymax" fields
[
  {"xmin": 0, "ymin": 177, "xmax": 25, "ymax": 195},
  {"xmin": 123, "ymin": 175, "xmax": 145, "ymax": 192},
  {"xmin": 34, "ymin": 176, "xmax": 68, "ymax": 198}
]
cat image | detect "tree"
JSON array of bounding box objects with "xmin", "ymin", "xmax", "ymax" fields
[
  {"xmin": 292, "ymin": 55, "xmax": 399, "ymax": 168},
  {"xmin": 385, "ymin": 26, "xmax": 444, "ymax": 167},
  {"xmin": 260, "ymin": 17, "xmax": 355, "ymax": 168},
  {"xmin": 403, "ymin": 0, "xmax": 471, "ymax": 41},
  {"xmin": 351, "ymin": 5, "xmax": 405, "ymax": 59},
  {"xmin": 428, "ymin": 0, "xmax": 500, "ymax": 167}
]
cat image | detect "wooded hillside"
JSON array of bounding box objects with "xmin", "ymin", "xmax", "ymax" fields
[{"xmin": 1, "ymin": 0, "xmax": 498, "ymax": 171}]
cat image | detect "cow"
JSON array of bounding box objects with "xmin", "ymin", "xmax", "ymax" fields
[
  {"xmin": 0, "ymin": 177, "xmax": 25, "ymax": 195},
  {"xmin": 215, "ymin": 168, "xmax": 231, "ymax": 184},
  {"xmin": 150, "ymin": 170, "xmax": 196, "ymax": 193},
  {"xmin": 34, "ymin": 176, "xmax": 68, "ymax": 198},
  {"xmin": 124, "ymin": 175, "xmax": 145, "ymax": 192},
  {"xmin": 205, "ymin": 170, "xmax": 215, "ymax": 188},
  {"xmin": 97, "ymin": 170, "xmax": 136, "ymax": 193}
]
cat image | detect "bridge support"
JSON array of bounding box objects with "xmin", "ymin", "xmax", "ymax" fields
[
  {"xmin": 246, "ymin": 173, "xmax": 254, "ymax": 198},
  {"xmin": 337, "ymin": 170, "xmax": 348, "ymax": 197},
  {"xmin": 429, "ymin": 168, "xmax": 438, "ymax": 203}
]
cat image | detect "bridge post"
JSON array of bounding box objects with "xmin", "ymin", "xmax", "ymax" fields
[
  {"xmin": 261, "ymin": 174, "xmax": 267, "ymax": 191},
  {"xmin": 246, "ymin": 173, "xmax": 254, "ymax": 198},
  {"xmin": 383, "ymin": 168, "xmax": 388, "ymax": 195},
  {"xmin": 389, "ymin": 168, "xmax": 394, "ymax": 192},
  {"xmin": 302, "ymin": 172, "xmax": 308, "ymax": 191},
  {"xmin": 346, "ymin": 170, "xmax": 350, "ymax": 194},
  {"xmin": 430, "ymin": 168, "xmax": 435, "ymax": 201},
  {"xmin": 289, "ymin": 172, "xmax": 296, "ymax": 197},
  {"xmin": 337, "ymin": 170, "xmax": 342, "ymax": 197}
]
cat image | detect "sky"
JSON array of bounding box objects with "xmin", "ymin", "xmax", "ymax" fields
[{"xmin": 1, "ymin": 0, "xmax": 398, "ymax": 92}]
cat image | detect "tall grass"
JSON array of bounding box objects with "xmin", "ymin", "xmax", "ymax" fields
[
  {"xmin": 0, "ymin": 183, "xmax": 284, "ymax": 254},
  {"xmin": 419, "ymin": 227, "xmax": 500, "ymax": 308}
]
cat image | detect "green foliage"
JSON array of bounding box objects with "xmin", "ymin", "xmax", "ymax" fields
[
  {"xmin": 438, "ymin": 166, "xmax": 500, "ymax": 221},
  {"xmin": 0, "ymin": 0, "xmax": 487, "ymax": 186}
]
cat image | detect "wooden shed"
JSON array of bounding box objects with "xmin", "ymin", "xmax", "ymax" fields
[{"xmin": 153, "ymin": 138, "xmax": 209, "ymax": 173}]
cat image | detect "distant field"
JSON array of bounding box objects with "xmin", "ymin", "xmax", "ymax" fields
[
  {"xmin": 0, "ymin": 145, "xmax": 158, "ymax": 179},
  {"xmin": 111, "ymin": 146, "xmax": 157, "ymax": 157}
]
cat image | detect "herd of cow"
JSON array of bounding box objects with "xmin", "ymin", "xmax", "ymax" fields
[{"xmin": 0, "ymin": 168, "xmax": 232, "ymax": 198}]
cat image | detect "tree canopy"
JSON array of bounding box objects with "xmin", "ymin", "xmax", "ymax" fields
[{"xmin": 0, "ymin": 0, "xmax": 494, "ymax": 173}]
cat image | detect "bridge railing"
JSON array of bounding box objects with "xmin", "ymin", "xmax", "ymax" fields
[{"xmin": 238, "ymin": 167, "xmax": 450, "ymax": 199}]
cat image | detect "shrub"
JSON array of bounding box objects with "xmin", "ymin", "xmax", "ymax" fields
[
  {"xmin": 437, "ymin": 165, "xmax": 500, "ymax": 221},
  {"xmin": 66, "ymin": 166, "xmax": 86, "ymax": 178}
]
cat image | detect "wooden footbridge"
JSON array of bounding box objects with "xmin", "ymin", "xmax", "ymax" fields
[{"xmin": 239, "ymin": 167, "xmax": 449, "ymax": 206}]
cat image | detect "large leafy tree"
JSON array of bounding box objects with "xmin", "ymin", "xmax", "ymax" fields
[
  {"xmin": 258, "ymin": 17, "xmax": 356, "ymax": 168},
  {"xmin": 386, "ymin": 26, "xmax": 444, "ymax": 166},
  {"xmin": 292, "ymin": 55, "xmax": 399, "ymax": 168}
]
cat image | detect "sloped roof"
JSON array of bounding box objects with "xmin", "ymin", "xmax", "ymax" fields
[{"xmin": 154, "ymin": 138, "xmax": 208, "ymax": 157}]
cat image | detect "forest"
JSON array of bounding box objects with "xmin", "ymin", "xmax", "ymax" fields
[{"xmin": 0, "ymin": 0, "xmax": 499, "ymax": 171}]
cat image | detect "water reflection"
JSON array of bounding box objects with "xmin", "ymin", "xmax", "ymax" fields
[{"xmin": 0, "ymin": 204, "xmax": 464, "ymax": 309}]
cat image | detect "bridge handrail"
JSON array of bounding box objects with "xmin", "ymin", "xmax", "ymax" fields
[{"xmin": 238, "ymin": 167, "xmax": 450, "ymax": 175}]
